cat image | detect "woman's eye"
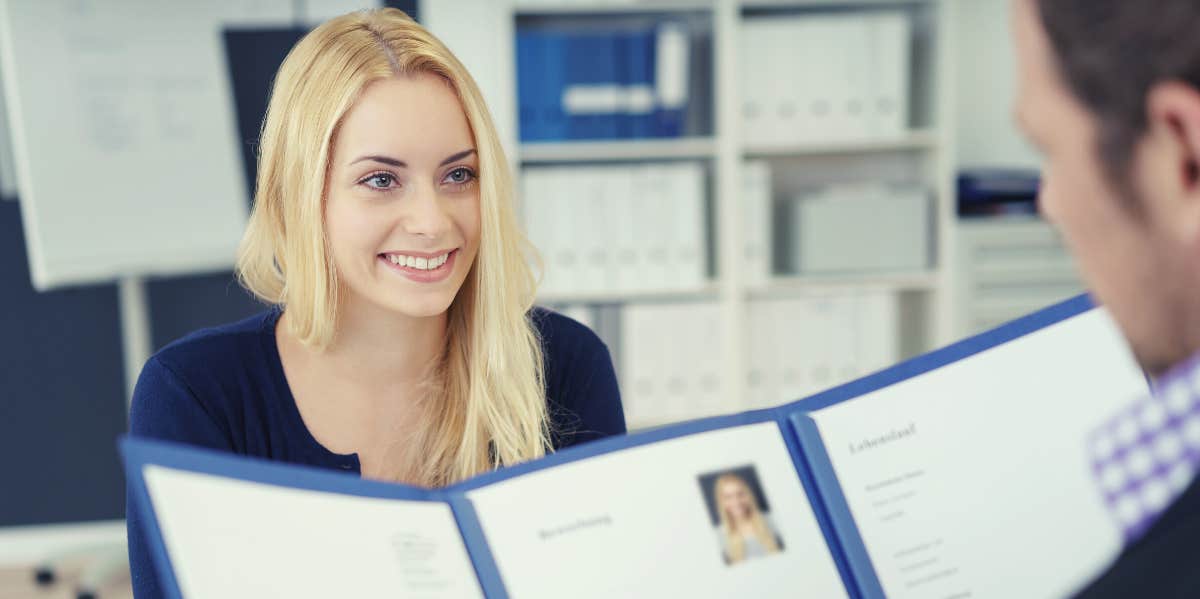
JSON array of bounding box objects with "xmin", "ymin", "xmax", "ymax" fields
[
  {"xmin": 361, "ymin": 173, "xmax": 396, "ymax": 190},
  {"xmin": 443, "ymin": 167, "xmax": 476, "ymax": 185}
]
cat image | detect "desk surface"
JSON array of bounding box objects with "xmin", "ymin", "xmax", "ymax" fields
[{"xmin": 0, "ymin": 562, "xmax": 131, "ymax": 599}]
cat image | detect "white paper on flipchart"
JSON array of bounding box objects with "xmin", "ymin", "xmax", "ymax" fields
[
  {"xmin": 0, "ymin": 0, "xmax": 251, "ymax": 290},
  {"xmin": 3, "ymin": 0, "xmax": 295, "ymax": 237},
  {"xmin": 811, "ymin": 308, "xmax": 1145, "ymax": 599},
  {"xmin": 0, "ymin": 69, "xmax": 16, "ymax": 200},
  {"xmin": 144, "ymin": 465, "xmax": 484, "ymax": 599},
  {"xmin": 466, "ymin": 422, "xmax": 850, "ymax": 599},
  {"xmin": 302, "ymin": 0, "xmax": 385, "ymax": 26}
]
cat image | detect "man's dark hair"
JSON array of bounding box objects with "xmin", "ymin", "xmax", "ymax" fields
[{"xmin": 1036, "ymin": 0, "xmax": 1200, "ymax": 189}]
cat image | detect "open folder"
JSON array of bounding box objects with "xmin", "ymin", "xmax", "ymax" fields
[{"xmin": 122, "ymin": 294, "xmax": 1149, "ymax": 599}]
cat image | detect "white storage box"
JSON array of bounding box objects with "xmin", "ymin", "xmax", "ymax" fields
[{"xmin": 788, "ymin": 184, "xmax": 930, "ymax": 274}]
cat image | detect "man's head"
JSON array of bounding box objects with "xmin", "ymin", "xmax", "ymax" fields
[{"xmin": 1012, "ymin": 0, "xmax": 1200, "ymax": 375}]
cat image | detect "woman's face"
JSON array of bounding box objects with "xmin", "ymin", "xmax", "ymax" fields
[
  {"xmin": 718, "ymin": 479, "xmax": 755, "ymax": 522},
  {"xmin": 324, "ymin": 73, "xmax": 481, "ymax": 321}
]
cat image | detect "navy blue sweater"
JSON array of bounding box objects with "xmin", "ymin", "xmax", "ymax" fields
[{"xmin": 126, "ymin": 307, "xmax": 625, "ymax": 599}]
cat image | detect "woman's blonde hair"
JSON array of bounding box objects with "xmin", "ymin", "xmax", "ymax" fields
[
  {"xmin": 236, "ymin": 8, "xmax": 548, "ymax": 486},
  {"xmin": 714, "ymin": 473, "xmax": 781, "ymax": 563}
]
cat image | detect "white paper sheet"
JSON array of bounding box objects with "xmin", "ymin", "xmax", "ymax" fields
[
  {"xmin": 467, "ymin": 422, "xmax": 849, "ymax": 599},
  {"xmin": 144, "ymin": 466, "xmax": 484, "ymax": 599},
  {"xmin": 811, "ymin": 308, "xmax": 1147, "ymax": 599}
]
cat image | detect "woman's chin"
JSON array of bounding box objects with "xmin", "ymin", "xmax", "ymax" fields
[{"xmin": 384, "ymin": 296, "xmax": 455, "ymax": 319}]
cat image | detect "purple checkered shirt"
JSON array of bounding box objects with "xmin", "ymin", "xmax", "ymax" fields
[{"xmin": 1089, "ymin": 353, "xmax": 1200, "ymax": 543}]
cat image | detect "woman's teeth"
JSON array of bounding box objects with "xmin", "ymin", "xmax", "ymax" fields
[{"xmin": 384, "ymin": 252, "xmax": 450, "ymax": 270}]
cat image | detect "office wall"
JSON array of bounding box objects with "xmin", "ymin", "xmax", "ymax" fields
[{"xmin": 953, "ymin": 0, "xmax": 1041, "ymax": 170}]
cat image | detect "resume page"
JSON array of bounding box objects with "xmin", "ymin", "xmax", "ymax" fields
[
  {"xmin": 811, "ymin": 310, "xmax": 1147, "ymax": 599},
  {"xmin": 143, "ymin": 466, "xmax": 484, "ymax": 599},
  {"xmin": 467, "ymin": 422, "xmax": 849, "ymax": 599}
]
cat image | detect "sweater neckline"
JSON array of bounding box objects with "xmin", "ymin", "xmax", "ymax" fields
[{"xmin": 260, "ymin": 308, "xmax": 361, "ymax": 474}]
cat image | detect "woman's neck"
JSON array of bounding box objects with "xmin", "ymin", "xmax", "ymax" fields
[
  {"xmin": 733, "ymin": 517, "xmax": 756, "ymax": 533},
  {"xmin": 322, "ymin": 299, "xmax": 448, "ymax": 389}
]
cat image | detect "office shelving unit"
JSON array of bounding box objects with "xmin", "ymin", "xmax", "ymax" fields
[{"xmin": 423, "ymin": 0, "xmax": 958, "ymax": 428}]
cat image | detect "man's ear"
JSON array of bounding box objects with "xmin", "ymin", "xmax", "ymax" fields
[{"xmin": 1145, "ymin": 81, "xmax": 1200, "ymax": 240}]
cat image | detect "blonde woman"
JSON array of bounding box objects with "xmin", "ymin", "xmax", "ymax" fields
[
  {"xmin": 713, "ymin": 473, "xmax": 784, "ymax": 565},
  {"xmin": 126, "ymin": 9, "xmax": 624, "ymax": 598}
]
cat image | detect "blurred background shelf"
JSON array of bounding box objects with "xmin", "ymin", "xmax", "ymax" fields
[
  {"xmin": 520, "ymin": 137, "xmax": 717, "ymax": 162},
  {"xmin": 742, "ymin": 0, "xmax": 933, "ymax": 8},
  {"xmin": 743, "ymin": 129, "xmax": 937, "ymax": 158},
  {"xmin": 514, "ymin": 1, "xmax": 715, "ymax": 15},
  {"xmin": 458, "ymin": 0, "xmax": 960, "ymax": 428},
  {"xmin": 538, "ymin": 282, "xmax": 720, "ymax": 304},
  {"xmin": 752, "ymin": 271, "xmax": 939, "ymax": 297}
]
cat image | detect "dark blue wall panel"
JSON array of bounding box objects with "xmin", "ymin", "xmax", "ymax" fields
[{"xmin": 0, "ymin": 201, "xmax": 127, "ymax": 526}]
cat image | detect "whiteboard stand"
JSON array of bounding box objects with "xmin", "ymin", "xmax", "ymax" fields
[
  {"xmin": 62, "ymin": 275, "xmax": 153, "ymax": 597},
  {"xmin": 118, "ymin": 276, "xmax": 152, "ymax": 405}
]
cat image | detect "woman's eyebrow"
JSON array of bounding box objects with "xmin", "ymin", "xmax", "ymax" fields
[
  {"xmin": 439, "ymin": 149, "xmax": 476, "ymax": 166},
  {"xmin": 349, "ymin": 154, "xmax": 405, "ymax": 168},
  {"xmin": 348, "ymin": 149, "xmax": 475, "ymax": 168}
]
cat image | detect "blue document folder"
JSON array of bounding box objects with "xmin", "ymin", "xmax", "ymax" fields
[
  {"xmin": 516, "ymin": 24, "xmax": 688, "ymax": 142},
  {"xmin": 124, "ymin": 293, "xmax": 1144, "ymax": 599}
]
